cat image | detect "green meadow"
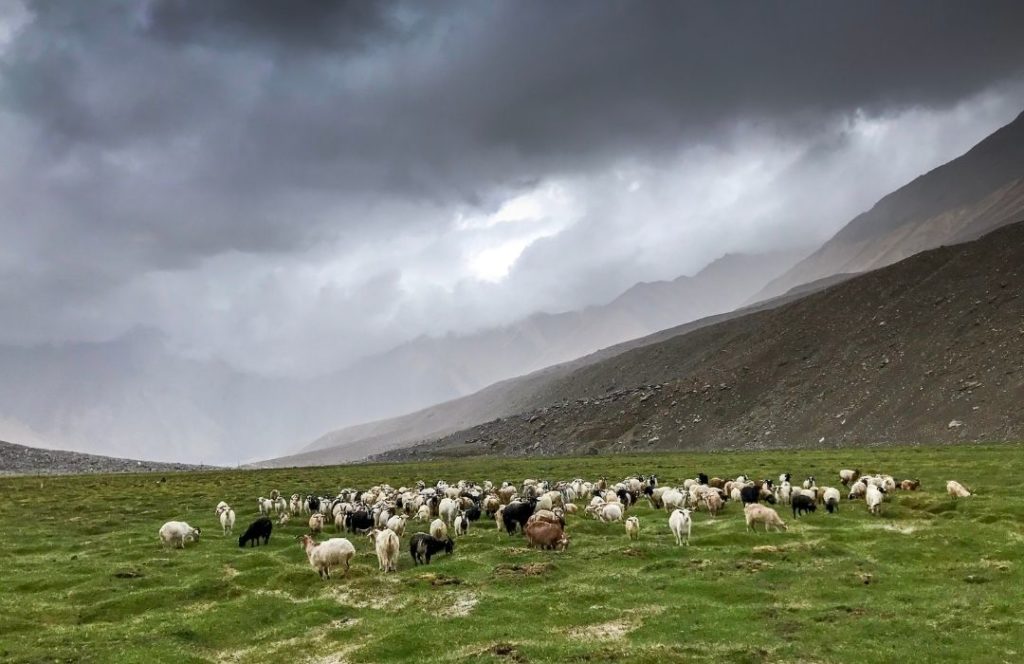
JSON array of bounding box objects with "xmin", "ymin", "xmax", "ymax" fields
[{"xmin": 1, "ymin": 443, "xmax": 1022, "ymax": 663}]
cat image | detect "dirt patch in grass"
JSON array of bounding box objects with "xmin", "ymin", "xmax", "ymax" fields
[
  {"xmin": 735, "ymin": 559, "xmax": 773, "ymax": 572},
  {"xmin": 112, "ymin": 568, "xmax": 143, "ymax": 579},
  {"xmin": 860, "ymin": 521, "xmax": 922, "ymax": 535},
  {"xmin": 752, "ymin": 538, "xmax": 824, "ymax": 555},
  {"xmin": 440, "ymin": 591, "xmax": 478, "ymax": 617},
  {"xmin": 416, "ymin": 573, "xmax": 464, "ymax": 586},
  {"xmin": 494, "ymin": 562, "xmax": 554, "ymax": 577},
  {"xmin": 621, "ymin": 547, "xmax": 646, "ymax": 557},
  {"xmin": 566, "ymin": 618, "xmax": 634, "ymax": 641},
  {"xmin": 979, "ymin": 558, "xmax": 1012, "ymax": 572},
  {"xmin": 328, "ymin": 587, "xmax": 404, "ymax": 610},
  {"xmin": 485, "ymin": 642, "xmax": 527, "ymax": 662}
]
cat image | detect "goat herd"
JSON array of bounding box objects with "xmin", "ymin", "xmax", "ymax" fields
[{"xmin": 157, "ymin": 470, "xmax": 975, "ymax": 580}]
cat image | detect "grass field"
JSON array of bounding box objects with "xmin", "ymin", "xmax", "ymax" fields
[{"xmin": 1, "ymin": 443, "xmax": 1022, "ymax": 663}]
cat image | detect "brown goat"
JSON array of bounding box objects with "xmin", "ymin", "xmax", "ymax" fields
[{"xmin": 525, "ymin": 521, "xmax": 569, "ymax": 550}]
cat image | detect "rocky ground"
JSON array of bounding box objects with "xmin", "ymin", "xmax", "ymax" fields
[
  {"xmin": 0, "ymin": 440, "xmax": 216, "ymax": 476},
  {"xmin": 372, "ymin": 220, "xmax": 1024, "ymax": 462}
]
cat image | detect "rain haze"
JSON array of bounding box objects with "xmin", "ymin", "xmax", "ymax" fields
[{"xmin": 1, "ymin": 0, "xmax": 1024, "ymax": 464}]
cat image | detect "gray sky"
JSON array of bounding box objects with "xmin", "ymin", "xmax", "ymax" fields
[{"xmin": 2, "ymin": 0, "xmax": 1023, "ymax": 376}]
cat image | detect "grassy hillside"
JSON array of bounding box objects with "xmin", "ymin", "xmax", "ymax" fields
[{"xmin": 2, "ymin": 443, "xmax": 1021, "ymax": 663}]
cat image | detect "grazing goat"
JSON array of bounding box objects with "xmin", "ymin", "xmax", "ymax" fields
[
  {"xmin": 299, "ymin": 535, "xmax": 355, "ymax": 579},
  {"xmin": 409, "ymin": 533, "xmax": 454, "ymax": 565},
  {"xmin": 703, "ymin": 490, "xmax": 725, "ymax": 518},
  {"xmin": 822, "ymin": 487, "xmax": 841, "ymax": 513},
  {"xmin": 525, "ymin": 521, "xmax": 569, "ymax": 550},
  {"xmin": 345, "ymin": 511, "xmax": 375, "ymax": 533},
  {"xmin": 792, "ymin": 494, "xmax": 816, "ymax": 518},
  {"xmin": 238, "ymin": 516, "xmax": 273, "ymax": 547},
  {"xmin": 386, "ymin": 514, "xmax": 408, "ymax": 537},
  {"xmin": 744, "ymin": 504, "xmax": 787, "ymax": 532},
  {"xmin": 848, "ymin": 479, "xmax": 868, "ymax": 500},
  {"xmin": 839, "ymin": 469, "xmax": 860, "ymax": 486},
  {"xmin": 661, "ymin": 489, "xmax": 686, "ymax": 513},
  {"xmin": 866, "ymin": 484, "xmax": 886, "ymax": 515},
  {"xmin": 159, "ymin": 521, "xmax": 201, "ymax": 549},
  {"xmin": 600, "ymin": 502, "xmax": 624, "ymax": 523},
  {"xmin": 741, "ymin": 484, "xmax": 776, "ymax": 505},
  {"xmin": 501, "ymin": 499, "xmax": 538, "ymax": 535},
  {"xmin": 946, "ymin": 480, "xmax": 972, "ymax": 499}
]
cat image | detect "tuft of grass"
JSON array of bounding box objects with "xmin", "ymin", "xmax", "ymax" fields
[{"xmin": 1, "ymin": 443, "xmax": 1022, "ymax": 663}]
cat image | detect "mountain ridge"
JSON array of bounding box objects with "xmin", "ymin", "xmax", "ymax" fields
[
  {"xmin": 755, "ymin": 109, "xmax": 1024, "ymax": 302},
  {"xmin": 370, "ymin": 218, "xmax": 1024, "ymax": 461}
]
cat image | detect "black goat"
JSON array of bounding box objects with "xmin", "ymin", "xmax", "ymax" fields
[
  {"xmin": 740, "ymin": 485, "xmax": 776, "ymax": 505},
  {"xmin": 792, "ymin": 494, "xmax": 817, "ymax": 518},
  {"xmin": 307, "ymin": 496, "xmax": 320, "ymax": 513},
  {"xmin": 345, "ymin": 511, "xmax": 375, "ymax": 533},
  {"xmin": 463, "ymin": 504, "xmax": 482, "ymax": 522},
  {"xmin": 502, "ymin": 498, "xmax": 538, "ymax": 535},
  {"xmin": 409, "ymin": 533, "xmax": 454, "ymax": 565},
  {"xmin": 238, "ymin": 517, "xmax": 273, "ymax": 548}
]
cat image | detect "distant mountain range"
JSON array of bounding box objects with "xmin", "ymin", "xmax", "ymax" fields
[
  {"xmin": 261, "ymin": 108, "xmax": 1024, "ymax": 466},
  {"xmin": 0, "ymin": 247, "xmax": 801, "ymax": 465}
]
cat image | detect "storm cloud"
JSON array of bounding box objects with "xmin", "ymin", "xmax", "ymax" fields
[{"xmin": 1, "ymin": 0, "xmax": 1023, "ymax": 374}]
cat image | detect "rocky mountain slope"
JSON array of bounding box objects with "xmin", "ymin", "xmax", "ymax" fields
[
  {"xmin": 0, "ymin": 439, "xmax": 214, "ymax": 476},
  {"xmin": 257, "ymin": 273, "xmax": 851, "ymax": 467},
  {"xmin": 372, "ymin": 220, "xmax": 1024, "ymax": 461},
  {"xmin": 755, "ymin": 109, "xmax": 1024, "ymax": 301}
]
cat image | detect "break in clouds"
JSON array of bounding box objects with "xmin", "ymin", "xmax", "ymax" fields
[{"xmin": 2, "ymin": 0, "xmax": 1024, "ymax": 376}]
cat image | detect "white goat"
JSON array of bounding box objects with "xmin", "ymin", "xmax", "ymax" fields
[
  {"xmin": 668, "ymin": 508, "xmax": 692, "ymax": 546},
  {"xmin": 158, "ymin": 521, "xmax": 201, "ymax": 549},
  {"xmin": 299, "ymin": 535, "xmax": 355, "ymax": 580},
  {"xmin": 625, "ymin": 516, "xmax": 640, "ymax": 540},
  {"xmin": 946, "ymin": 480, "xmax": 972, "ymax": 498},
  {"xmin": 430, "ymin": 518, "xmax": 448, "ymax": 540},
  {"xmin": 369, "ymin": 528, "xmax": 400, "ymax": 573}
]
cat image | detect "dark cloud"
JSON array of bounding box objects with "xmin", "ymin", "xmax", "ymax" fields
[
  {"xmin": 0, "ymin": 0, "xmax": 1022, "ymax": 372},
  {"xmin": 142, "ymin": 0, "xmax": 403, "ymax": 52}
]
